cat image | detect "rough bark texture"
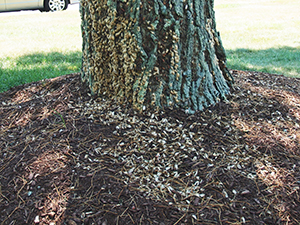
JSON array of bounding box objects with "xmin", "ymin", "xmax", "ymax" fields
[{"xmin": 80, "ymin": 0, "xmax": 234, "ymax": 113}]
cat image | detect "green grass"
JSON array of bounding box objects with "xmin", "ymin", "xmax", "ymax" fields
[
  {"xmin": 226, "ymin": 47, "xmax": 300, "ymax": 77},
  {"xmin": 0, "ymin": 52, "xmax": 81, "ymax": 92},
  {"xmin": 0, "ymin": 1, "xmax": 299, "ymax": 93},
  {"xmin": 0, "ymin": 5, "xmax": 82, "ymax": 92},
  {"xmin": 215, "ymin": 0, "xmax": 300, "ymax": 77}
]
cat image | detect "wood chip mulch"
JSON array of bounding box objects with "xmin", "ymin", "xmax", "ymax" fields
[{"xmin": 0, "ymin": 70, "xmax": 300, "ymax": 225}]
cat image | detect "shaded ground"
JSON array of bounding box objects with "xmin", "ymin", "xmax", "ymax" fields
[{"xmin": 0, "ymin": 70, "xmax": 299, "ymax": 225}]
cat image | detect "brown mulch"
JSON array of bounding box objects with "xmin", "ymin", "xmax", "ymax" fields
[{"xmin": 0, "ymin": 70, "xmax": 300, "ymax": 225}]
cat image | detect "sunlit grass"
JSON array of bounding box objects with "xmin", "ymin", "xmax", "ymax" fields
[
  {"xmin": 0, "ymin": 5, "xmax": 82, "ymax": 92},
  {"xmin": 0, "ymin": 7, "xmax": 82, "ymax": 58},
  {"xmin": 215, "ymin": 0, "xmax": 300, "ymax": 77}
]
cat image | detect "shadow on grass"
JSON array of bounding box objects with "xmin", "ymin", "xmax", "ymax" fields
[
  {"xmin": 1, "ymin": 47, "xmax": 299, "ymax": 93},
  {"xmin": 0, "ymin": 51, "xmax": 82, "ymax": 93},
  {"xmin": 226, "ymin": 46, "xmax": 300, "ymax": 78}
]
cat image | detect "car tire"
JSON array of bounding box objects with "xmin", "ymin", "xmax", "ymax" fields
[{"xmin": 44, "ymin": 0, "xmax": 68, "ymax": 12}]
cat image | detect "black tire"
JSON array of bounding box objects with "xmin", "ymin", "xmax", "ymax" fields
[{"xmin": 44, "ymin": 0, "xmax": 68, "ymax": 12}]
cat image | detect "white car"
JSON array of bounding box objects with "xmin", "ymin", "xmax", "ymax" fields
[{"xmin": 0, "ymin": 0, "xmax": 79, "ymax": 12}]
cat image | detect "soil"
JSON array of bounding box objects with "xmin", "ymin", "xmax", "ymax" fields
[{"xmin": 0, "ymin": 70, "xmax": 299, "ymax": 225}]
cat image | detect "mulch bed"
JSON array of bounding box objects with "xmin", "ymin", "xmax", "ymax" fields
[{"xmin": 0, "ymin": 70, "xmax": 299, "ymax": 225}]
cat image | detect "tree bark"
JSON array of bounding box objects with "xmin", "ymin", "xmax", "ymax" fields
[{"xmin": 80, "ymin": 0, "xmax": 234, "ymax": 113}]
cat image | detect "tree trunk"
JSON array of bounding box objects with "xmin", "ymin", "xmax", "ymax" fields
[{"xmin": 80, "ymin": 0, "xmax": 234, "ymax": 113}]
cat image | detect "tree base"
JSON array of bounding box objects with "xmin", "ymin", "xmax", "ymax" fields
[{"xmin": 80, "ymin": 0, "xmax": 234, "ymax": 113}]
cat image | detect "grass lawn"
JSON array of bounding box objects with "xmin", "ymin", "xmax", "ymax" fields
[
  {"xmin": 215, "ymin": 0, "xmax": 300, "ymax": 77},
  {"xmin": 0, "ymin": 5, "xmax": 82, "ymax": 92},
  {"xmin": 0, "ymin": 1, "xmax": 299, "ymax": 93}
]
